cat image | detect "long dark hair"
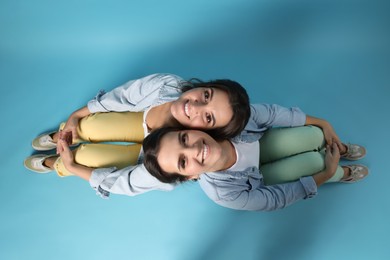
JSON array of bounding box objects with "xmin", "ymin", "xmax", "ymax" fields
[
  {"xmin": 183, "ymin": 78, "xmax": 250, "ymax": 140},
  {"xmin": 143, "ymin": 127, "xmax": 189, "ymax": 184}
]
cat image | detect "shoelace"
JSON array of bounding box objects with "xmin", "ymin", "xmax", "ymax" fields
[
  {"xmin": 350, "ymin": 165, "xmax": 365, "ymax": 178},
  {"xmin": 32, "ymin": 157, "xmax": 47, "ymax": 170},
  {"xmin": 40, "ymin": 135, "xmax": 55, "ymax": 146},
  {"xmin": 344, "ymin": 144, "xmax": 362, "ymax": 157}
]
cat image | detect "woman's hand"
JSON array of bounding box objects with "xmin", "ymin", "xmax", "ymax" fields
[
  {"xmin": 305, "ymin": 115, "xmax": 343, "ymax": 151},
  {"xmin": 313, "ymin": 142, "xmax": 340, "ymax": 186},
  {"xmin": 57, "ymin": 139, "xmax": 93, "ymax": 181},
  {"xmin": 57, "ymin": 139, "xmax": 75, "ymax": 170},
  {"xmin": 61, "ymin": 106, "xmax": 91, "ymax": 143},
  {"xmin": 324, "ymin": 142, "xmax": 340, "ymax": 178},
  {"xmin": 59, "ymin": 130, "xmax": 72, "ymax": 145},
  {"xmin": 62, "ymin": 114, "xmax": 81, "ymax": 142},
  {"xmin": 56, "ymin": 130, "xmax": 72, "ymax": 154},
  {"xmin": 321, "ymin": 122, "xmax": 342, "ymax": 149}
]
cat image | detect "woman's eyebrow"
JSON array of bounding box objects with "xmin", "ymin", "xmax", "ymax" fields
[
  {"xmin": 176, "ymin": 132, "xmax": 183, "ymax": 171},
  {"xmin": 211, "ymin": 114, "xmax": 216, "ymax": 127},
  {"xmin": 177, "ymin": 132, "xmax": 182, "ymax": 145},
  {"xmin": 177, "ymin": 158, "xmax": 181, "ymax": 172},
  {"xmin": 209, "ymin": 88, "xmax": 216, "ymax": 127},
  {"xmin": 209, "ymin": 88, "xmax": 214, "ymax": 101}
]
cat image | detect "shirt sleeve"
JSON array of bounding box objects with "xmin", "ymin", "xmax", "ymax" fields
[
  {"xmin": 199, "ymin": 175, "xmax": 317, "ymax": 211},
  {"xmin": 249, "ymin": 103, "xmax": 306, "ymax": 129},
  {"xmin": 89, "ymin": 164, "xmax": 177, "ymax": 198},
  {"xmin": 87, "ymin": 73, "xmax": 183, "ymax": 113}
]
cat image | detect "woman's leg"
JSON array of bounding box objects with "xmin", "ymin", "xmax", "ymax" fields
[
  {"xmin": 259, "ymin": 126, "xmax": 325, "ymax": 164},
  {"xmin": 53, "ymin": 143, "xmax": 142, "ymax": 177},
  {"xmin": 260, "ymin": 151, "xmax": 344, "ymax": 185},
  {"xmin": 53, "ymin": 111, "xmax": 145, "ymax": 144}
]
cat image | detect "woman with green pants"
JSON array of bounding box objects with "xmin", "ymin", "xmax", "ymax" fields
[{"xmin": 139, "ymin": 125, "xmax": 368, "ymax": 211}]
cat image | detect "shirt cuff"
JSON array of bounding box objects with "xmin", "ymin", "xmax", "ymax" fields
[
  {"xmin": 291, "ymin": 107, "xmax": 307, "ymax": 127},
  {"xmin": 299, "ymin": 176, "xmax": 318, "ymax": 199},
  {"xmin": 89, "ymin": 167, "xmax": 117, "ymax": 198},
  {"xmin": 87, "ymin": 90, "xmax": 107, "ymax": 113}
]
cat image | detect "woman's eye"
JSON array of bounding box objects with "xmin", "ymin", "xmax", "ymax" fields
[
  {"xmin": 181, "ymin": 133, "xmax": 187, "ymax": 144},
  {"xmin": 204, "ymin": 90, "xmax": 210, "ymax": 101},
  {"xmin": 180, "ymin": 157, "xmax": 186, "ymax": 169},
  {"xmin": 206, "ymin": 114, "xmax": 212, "ymax": 123}
]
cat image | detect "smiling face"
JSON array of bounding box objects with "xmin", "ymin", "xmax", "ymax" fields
[
  {"xmin": 157, "ymin": 130, "xmax": 224, "ymax": 178},
  {"xmin": 170, "ymin": 87, "xmax": 233, "ymax": 130}
]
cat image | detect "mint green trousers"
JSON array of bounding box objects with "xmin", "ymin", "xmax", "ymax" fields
[{"xmin": 259, "ymin": 126, "xmax": 344, "ymax": 185}]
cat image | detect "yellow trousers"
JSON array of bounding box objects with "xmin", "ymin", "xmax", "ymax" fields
[{"xmin": 54, "ymin": 112, "xmax": 144, "ymax": 177}]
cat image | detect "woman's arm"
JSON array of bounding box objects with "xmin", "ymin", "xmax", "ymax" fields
[
  {"xmin": 248, "ymin": 104, "xmax": 306, "ymax": 130},
  {"xmin": 87, "ymin": 73, "xmax": 183, "ymax": 113},
  {"xmin": 305, "ymin": 115, "xmax": 342, "ymax": 148},
  {"xmin": 61, "ymin": 106, "xmax": 91, "ymax": 143},
  {"xmin": 57, "ymin": 140, "xmax": 176, "ymax": 197},
  {"xmin": 57, "ymin": 139, "xmax": 93, "ymax": 181}
]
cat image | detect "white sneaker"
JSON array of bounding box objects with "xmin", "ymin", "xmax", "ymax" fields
[
  {"xmin": 32, "ymin": 131, "xmax": 57, "ymax": 151},
  {"xmin": 340, "ymin": 164, "xmax": 369, "ymax": 183},
  {"xmin": 340, "ymin": 143, "xmax": 366, "ymax": 161},
  {"xmin": 24, "ymin": 154, "xmax": 56, "ymax": 173}
]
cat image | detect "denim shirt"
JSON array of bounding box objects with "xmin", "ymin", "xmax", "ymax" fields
[
  {"xmin": 87, "ymin": 73, "xmax": 186, "ymax": 114},
  {"xmin": 90, "ymin": 164, "xmax": 175, "ymax": 198},
  {"xmin": 87, "ymin": 73, "xmax": 317, "ymax": 210},
  {"xmin": 198, "ymin": 154, "xmax": 317, "ymax": 212},
  {"xmin": 198, "ymin": 167, "xmax": 317, "ymax": 212},
  {"xmin": 197, "ymin": 104, "xmax": 318, "ymax": 211},
  {"xmin": 235, "ymin": 103, "xmax": 309, "ymax": 143}
]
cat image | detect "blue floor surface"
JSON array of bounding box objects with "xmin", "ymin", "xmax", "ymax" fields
[{"xmin": 1, "ymin": 1, "xmax": 389, "ymax": 259}]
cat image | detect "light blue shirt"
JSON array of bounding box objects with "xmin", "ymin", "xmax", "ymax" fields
[
  {"xmin": 86, "ymin": 73, "xmax": 317, "ymax": 211},
  {"xmin": 87, "ymin": 73, "xmax": 186, "ymax": 114},
  {"xmin": 198, "ymin": 166, "xmax": 316, "ymax": 211},
  {"xmin": 198, "ymin": 104, "xmax": 317, "ymax": 211}
]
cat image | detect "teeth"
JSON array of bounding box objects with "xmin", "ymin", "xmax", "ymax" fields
[
  {"xmin": 202, "ymin": 144, "xmax": 208, "ymax": 161},
  {"xmin": 184, "ymin": 102, "xmax": 190, "ymax": 118}
]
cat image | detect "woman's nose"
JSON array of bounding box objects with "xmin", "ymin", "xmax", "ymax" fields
[
  {"xmin": 187, "ymin": 142, "xmax": 202, "ymax": 160},
  {"xmin": 191, "ymin": 102, "xmax": 205, "ymax": 115}
]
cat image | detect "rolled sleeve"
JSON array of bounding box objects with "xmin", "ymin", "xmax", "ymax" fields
[
  {"xmin": 233, "ymin": 181, "xmax": 315, "ymax": 211},
  {"xmin": 89, "ymin": 165, "xmax": 176, "ymax": 199},
  {"xmin": 87, "ymin": 90, "xmax": 107, "ymax": 113},
  {"xmin": 87, "ymin": 73, "xmax": 183, "ymax": 113},
  {"xmin": 290, "ymin": 107, "xmax": 306, "ymax": 127},
  {"xmin": 299, "ymin": 176, "xmax": 318, "ymax": 199},
  {"xmin": 199, "ymin": 173, "xmax": 317, "ymax": 211},
  {"xmin": 249, "ymin": 104, "xmax": 306, "ymax": 129},
  {"xmin": 89, "ymin": 167, "xmax": 121, "ymax": 198}
]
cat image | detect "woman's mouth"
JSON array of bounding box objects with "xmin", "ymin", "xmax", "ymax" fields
[
  {"xmin": 202, "ymin": 141, "xmax": 209, "ymax": 163},
  {"xmin": 184, "ymin": 100, "xmax": 190, "ymax": 118}
]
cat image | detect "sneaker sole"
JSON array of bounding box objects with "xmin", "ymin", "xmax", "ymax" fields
[{"xmin": 340, "ymin": 154, "xmax": 366, "ymax": 161}]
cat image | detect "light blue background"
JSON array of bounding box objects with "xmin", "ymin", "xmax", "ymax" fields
[{"xmin": 1, "ymin": 0, "xmax": 389, "ymax": 259}]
